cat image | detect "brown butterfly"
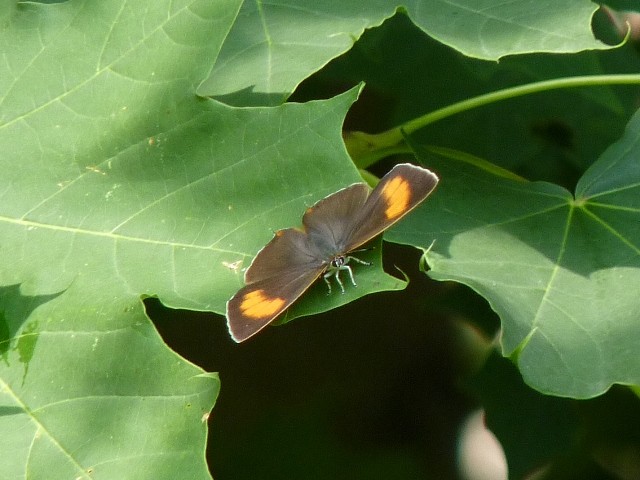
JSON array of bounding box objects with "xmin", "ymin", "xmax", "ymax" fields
[{"xmin": 226, "ymin": 163, "xmax": 439, "ymax": 342}]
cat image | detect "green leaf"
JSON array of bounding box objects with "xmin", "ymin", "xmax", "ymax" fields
[
  {"xmin": 202, "ymin": 0, "xmax": 611, "ymax": 106},
  {"xmin": 404, "ymin": 0, "xmax": 610, "ymax": 60},
  {"xmin": 0, "ymin": 286, "xmax": 219, "ymax": 479},
  {"xmin": 1, "ymin": 1, "xmax": 409, "ymax": 474},
  {"xmin": 0, "ymin": 0, "xmax": 238, "ymax": 476},
  {"xmin": 281, "ymin": 237, "xmax": 405, "ymax": 325},
  {"xmin": 4, "ymin": 0, "xmax": 635, "ymax": 476},
  {"xmin": 387, "ymin": 111, "xmax": 640, "ymax": 398}
]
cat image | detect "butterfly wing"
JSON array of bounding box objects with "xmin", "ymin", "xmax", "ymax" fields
[
  {"xmin": 229, "ymin": 187, "xmax": 369, "ymax": 342},
  {"xmin": 226, "ymin": 164, "xmax": 437, "ymax": 342},
  {"xmin": 229, "ymin": 227, "xmax": 327, "ymax": 342},
  {"xmin": 245, "ymin": 227, "xmax": 323, "ymax": 284},
  {"xmin": 227, "ymin": 265, "xmax": 325, "ymax": 342},
  {"xmin": 343, "ymin": 163, "xmax": 438, "ymax": 251},
  {"xmin": 301, "ymin": 183, "xmax": 370, "ymax": 255}
]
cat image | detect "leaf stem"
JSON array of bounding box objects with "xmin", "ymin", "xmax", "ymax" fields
[{"xmin": 347, "ymin": 74, "xmax": 640, "ymax": 167}]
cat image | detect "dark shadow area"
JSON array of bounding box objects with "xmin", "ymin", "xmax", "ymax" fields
[{"xmin": 151, "ymin": 243, "xmax": 500, "ymax": 479}]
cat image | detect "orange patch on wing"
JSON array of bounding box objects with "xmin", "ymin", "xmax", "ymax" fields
[
  {"xmin": 239, "ymin": 289, "xmax": 286, "ymax": 319},
  {"xmin": 381, "ymin": 176, "xmax": 411, "ymax": 219}
]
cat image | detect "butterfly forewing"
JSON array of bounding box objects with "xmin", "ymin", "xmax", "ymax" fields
[
  {"xmin": 227, "ymin": 265, "xmax": 325, "ymax": 342},
  {"xmin": 343, "ymin": 164, "xmax": 438, "ymax": 251}
]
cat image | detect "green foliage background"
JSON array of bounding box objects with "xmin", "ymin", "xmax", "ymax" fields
[{"xmin": 1, "ymin": 0, "xmax": 639, "ymax": 478}]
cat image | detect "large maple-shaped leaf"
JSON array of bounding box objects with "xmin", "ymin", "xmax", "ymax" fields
[
  {"xmin": 387, "ymin": 112, "xmax": 640, "ymax": 399},
  {"xmin": 2, "ymin": 0, "xmax": 243, "ymax": 477},
  {"xmin": 0, "ymin": 1, "xmax": 409, "ymax": 476}
]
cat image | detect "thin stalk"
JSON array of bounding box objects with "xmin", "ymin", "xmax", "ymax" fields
[{"xmin": 352, "ymin": 74, "xmax": 640, "ymax": 158}]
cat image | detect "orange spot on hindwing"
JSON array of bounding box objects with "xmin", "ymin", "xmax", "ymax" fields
[
  {"xmin": 239, "ymin": 289, "xmax": 286, "ymax": 319},
  {"xmin": 381, "ymin": 176, "xmax": 411, "ymax": 219}
]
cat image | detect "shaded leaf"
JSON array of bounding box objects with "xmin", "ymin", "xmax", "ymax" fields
[{"xmin": 387, "ymin": 111, "xmax": 640, "ymax": 398}]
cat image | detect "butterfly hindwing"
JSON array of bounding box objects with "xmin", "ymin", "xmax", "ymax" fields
[
  {"xmin": 302, "ymin": 183, "xmax": 370, "ymax": 255},
  {"xmin": 244, "ymin": 227, "xmax": 324, "ymax": 284},
  {"xmin": 245, "ymin": 184, "xmax": 369, "ymax": 283}
]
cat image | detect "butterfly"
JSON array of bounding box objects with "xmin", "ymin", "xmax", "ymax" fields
[{"xmin": 226, "ymin": 163, "xmax": 439, "ymax": 342}]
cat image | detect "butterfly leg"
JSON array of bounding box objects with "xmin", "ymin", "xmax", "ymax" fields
[
  {"xmin": 342, "ymin": 264, "xmax": 357, "ymax": 287},
  {"xmin": 341, "ymin": 255, "xmax": 371, "ymax": 288},
  {"xmin": 323, "ymin": 266, "xmax": 347, "ymax": 294},
  {"xmin": 334, "ymin": 269, "xmax": 346, "ymax": 293},
  {"xmin": 324, "ymin": 254, "xmax": 371, "ymax": 294},
  {"xmin": 323, "ymin": 273, "xmax": 334, "ymax": 295},
  {"xmin": 336, "ymin": 264, "xmax": 356, "ymax": 291},
  {"xmin": 346, "ymin": 255, "xmax": 372, "ymax": 267}
]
